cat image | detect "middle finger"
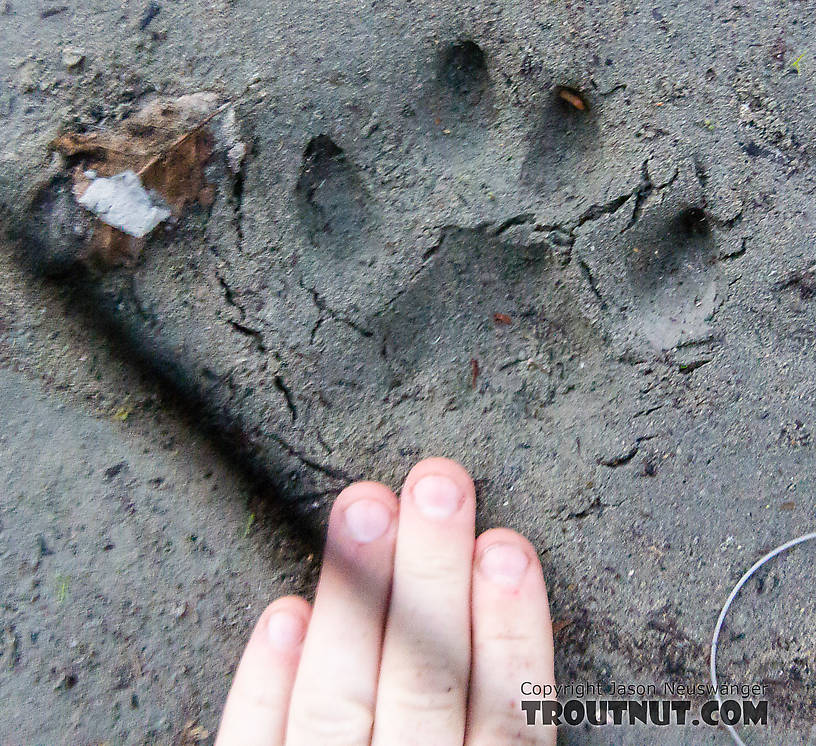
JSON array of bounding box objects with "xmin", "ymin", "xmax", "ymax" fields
[{"xmin": 372, "ymin": 457, "xmax": 476, "ymax": 746}]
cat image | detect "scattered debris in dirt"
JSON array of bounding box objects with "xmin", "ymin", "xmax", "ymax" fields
[
  {"xmin": 53, "ymin": 670, "xmax": 77, "ymax": 691},
  {"xmin": 177, "ymin": 720, "xmax": 210, "ymax": 745},
  {"xmin": 558, "ymin": 87, "xmax": 587, "ymax": 110},
  {"xmin": 641, "ymin": 458, "xmax": 658, "ymax": 477},
  {"xmin": 103, "ymin": 461, "xmax": 128, "ymax": 480},
  {"xmin": 789, "ymin": 51, "xmax": 807, "ymax": 75},
  {"xmin": 779, "ymin": 420, "xmax": 811, "ymax": 447},
  {"xmin": 50, "ymin": 93, "xmax": 222, "ymax": 266}
]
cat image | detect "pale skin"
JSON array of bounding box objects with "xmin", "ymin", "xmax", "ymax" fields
[{"xmin": 216, "ymin": 457, "xmax": 557, "ymax": 746}]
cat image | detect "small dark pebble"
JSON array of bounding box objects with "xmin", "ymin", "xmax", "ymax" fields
[
  {"xmin": 36, "ymin": 534, "xmax": 53, "ymax": 557},
  {"xmin": 104, "ymin": 461, "xmax": 127, "ymax": 480},
  {"xmin": 55, "ymin": 671, "xmax": 77, "ymax": 690},
  {"xmin": 139, "ymin": 0, "xmax": 160, "ymax": 30},
  {"xmin": 40, "ymin": 4, "xmax": 67, "ymax": 17},
  {"xmin": 31, "ymin": 534, "xmax": 52, "ymax": 568}
]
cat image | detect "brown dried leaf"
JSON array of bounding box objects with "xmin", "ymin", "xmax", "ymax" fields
[
  {"xmin": 139, "ymin": 127, "xmax": 213, "ymax": 214},
  {"xmin": 50, "ymin": 93, "xmax": 222, "ymax": 267},
  {"xmin": 85, "ymin": 223, "xmax": 143, "ymax": 269},
  {"xmin": 51, "ymin": 132, "xmax": 155, "ymax": 175}
]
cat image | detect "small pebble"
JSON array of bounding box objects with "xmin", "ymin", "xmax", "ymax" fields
[
  {"xmin": 227, "ymin": 142, "xmax": 246, "ymax": 174},
  {"xmin": 61, "ymin": 47, "xmax": 85, "ymax": 70}
]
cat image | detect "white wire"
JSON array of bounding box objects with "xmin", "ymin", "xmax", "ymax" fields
[{"xmin": 710, "ymin": 531, "xmax": 816, "ymax": 745}]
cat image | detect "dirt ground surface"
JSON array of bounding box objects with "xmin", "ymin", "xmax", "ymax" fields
[{"xmin": 3, "ymin": 0, "xmax": 816, "ymax": 743}]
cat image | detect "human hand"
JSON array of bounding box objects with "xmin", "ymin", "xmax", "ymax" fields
[{"xmin": 216, "ymin": 458, "xmax": 556, "ymax": 745}]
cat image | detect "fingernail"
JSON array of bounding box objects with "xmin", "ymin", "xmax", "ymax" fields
[
  {"xmin": 412, "ymin": 474, "xmax": 462, "ymax": 518},
  {"xmin": 344, "ymin": 498, "xmax": 392, "ymax": 543},
  {"xmin": 479, "ymin": 543, "xmax": 530, "ymax": 588},
  {"xmin": 267, "ymin": 610, "xmax": 305, "ymax": 650}
]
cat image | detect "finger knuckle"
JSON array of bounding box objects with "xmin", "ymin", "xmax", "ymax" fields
[
  {"xmin": 385, "ymin": 663, "xmax": 466, "ymax": 716},
  {"xmin": 400, "ymin": 551, "xmax": 463, "ymax": 585},
  {"xmin": 479, "ymin": 627, "xmax": 532, "ymax": 646},
  {"xmin": 471, "ymin": 706, "xmax": 555, "ymax": 746},
  {"xmin": 288, "ymin": 694, "xmax": 374, "ymax": 746}
]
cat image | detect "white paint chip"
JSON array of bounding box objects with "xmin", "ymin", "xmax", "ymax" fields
[{"xmin": 78, "ymin": 170, "xmax": 170, "ymax": 238}]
